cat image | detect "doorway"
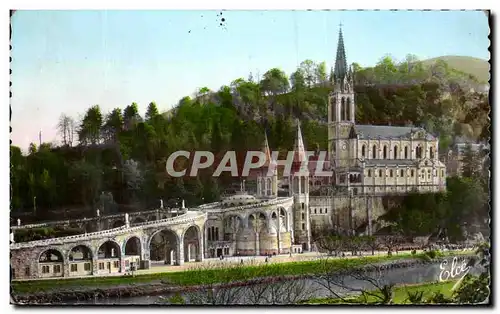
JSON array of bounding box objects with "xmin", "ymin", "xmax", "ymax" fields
[
  {"xmin": 107, "ymin": 262, "xmax": 111, "ymax": 273},
  {"xmin": 217, "ymin": 248, "xmax": 223, "ymax": 257}
]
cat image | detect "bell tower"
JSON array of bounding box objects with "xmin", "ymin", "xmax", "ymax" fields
[{"xmin": 328, "ymin": 24, "xmax": 355, "ymax": 171}]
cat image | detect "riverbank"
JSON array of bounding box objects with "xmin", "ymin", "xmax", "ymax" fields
[
  {"xmin": 11, "ymin": 252, "xmax": 474, "ymax": 304},
  {"xmin": 303, "ymin": 280, "xmax": 458, "ymax": 304}
]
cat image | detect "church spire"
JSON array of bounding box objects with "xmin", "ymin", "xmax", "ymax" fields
[
  {"xmin": 334, "ymin": 23, "xmax": 348, "ymax": 83},
  {"xmin": 292, "ymin": 119, "xmax": 308, "ymax": 166}
]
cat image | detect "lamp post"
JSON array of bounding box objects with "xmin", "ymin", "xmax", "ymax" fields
[{"xmin": 33, "ymin": 196, "xmax": 37, "ymax": 216}]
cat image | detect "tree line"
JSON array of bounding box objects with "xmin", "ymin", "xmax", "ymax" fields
[{"xmin": 10, "ymin": 55, "xmax": 490, "ymax": 224}]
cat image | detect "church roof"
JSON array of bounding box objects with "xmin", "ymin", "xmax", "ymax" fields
[{"xmin": 353, "ymin": 125, "xmax": 436, "ymax": 140}]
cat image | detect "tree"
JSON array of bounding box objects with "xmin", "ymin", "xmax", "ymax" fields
[
  {"xmin": 315, "ymin": 61, "xmax": 328, "ymax": 86},
  {"xmin": 57, "ymin": 114, "xmax": 76, "ymax": 146},
  {"xmin": 299, "ymin": 59, "xmax": 316, "ymax": 87},
  {"xmin": 102, "ymin": 108, "xmax": 123, "ymax": 143},
  {"xmin": 123, "ymin": 102, "xmax": 142, "ymax": 130},
  {"xmin": 461, "ymin": 143, "xmax": 482, "ymax": 178},
  {"xmin": 145, "ymin": 102, "xmax": 160, "ymax": 122},
  {"xmin": 78, "ymin": 105, "xmax": 103, "ymax": 145}
]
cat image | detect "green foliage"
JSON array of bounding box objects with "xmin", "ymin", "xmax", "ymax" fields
[{"xmin": 10, "ymin": 54, "xmax": 489, "ymax": 220}]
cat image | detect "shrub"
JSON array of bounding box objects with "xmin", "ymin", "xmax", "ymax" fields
[{"xmin": 411, "ymin": 250, "xmax": 417, "ymax": 256}]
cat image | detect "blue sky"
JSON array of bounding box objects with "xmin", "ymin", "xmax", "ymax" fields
[{"xmin": 11, "ymin": 10, "xmax": 489, "ymax": 150}]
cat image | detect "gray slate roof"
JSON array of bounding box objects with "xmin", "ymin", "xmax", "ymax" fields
[{"xmin": 353, "ymin": 125, "xmax": 436, "ymax": 140}]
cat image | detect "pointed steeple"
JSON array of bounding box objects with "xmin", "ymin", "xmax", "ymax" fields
[
  {"xmin": 261, "ymin": 131, "xmax": 273, "ymax": 168},
  {"xmin": 334, "ymin": 24, "xmax": 348, "ymax": 84},
  {"xmin": 292, "ymin": 119, "xmax": 308, "ymax": 166}
]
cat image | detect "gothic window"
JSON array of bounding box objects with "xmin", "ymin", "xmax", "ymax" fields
[
  {"xmin": 302, "ymin": 223, "xmax": 305, "ymax": 230},
  {"xmin": 390, "ymin": 170, "xmax": 393, "ymax": 177},
  {"xmin": 430, "ymin": 147, "xmax": 435, "ymax": 159},
  {"xmin": 301, "ymin": 203, "xmax": 304, "ymax": 209},
  {"xmin": 404, "ymin": 146, "xmax": 409, "ymax": 159},
  {"xmin": 320, "ymin": 208, "xmax": 323, "ymax": 214},
  {"xmin": 400, "ymin": 169, "xmax": 404, "ymax": 177},
  {"xmin": 302, "ymin": 213, "xmax": 305, "ymax": 220},
  {"xmin": 361, "ymin": 145, "xmax": 366, "ymax": 157},
  {"xmin": 314, "ymin": 208, "xmax": 317, "ymax": 214},
  {"xmin": 383, "ymin": 146, "xmax": 388, "ymax": 159},
  {"xmin": 368, "ymin": 169, "xmax": 371, "ymax": 177},
  {"xmin": 372, "ymin": 145, "xmax": 377, "ymax": 159},
  {"xmin": 394, "ymin": 146, "xmax": 398, "ymax": 159},
  {"xmin": 411, "ymin": 170, "xmax": 414, "ymax": 177},
  {"xmin": 331, "ymin": 97, "xmax": 336, "ymax": 121},
  {"xmin": 341, "ymin": 97, "xmax": 346, "ymax": 120},
  {"xmin": 347, "ymin": 97, "xmax": 351, "ymax": 121},
  {"xmin": 379, "ymin": 169, "xmax": 383, "ymax": 177},
  {"xmin": 325, "ymin": 208, "xmax": 328, "ymax": 214},
  {"xmin": 416, "ymin": 146, "xmax": 422, "ymax": 159}
]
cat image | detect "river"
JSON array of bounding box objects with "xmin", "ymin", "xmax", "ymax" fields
[{"xmin": 73, "ymin": 257, "xmax": 483, "ymax": 305}]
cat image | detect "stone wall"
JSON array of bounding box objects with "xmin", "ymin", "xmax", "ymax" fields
[{"xmin": 310, "ymin": 195, "xmax": 386, "ymax": 234}]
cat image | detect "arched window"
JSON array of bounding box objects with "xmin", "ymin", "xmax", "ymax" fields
[
  {"xmin": 346, "ymin": 97, "xmax": 351, "ymax": 121},
  {"xmin": 383, "ymin": 146, "xmax": 388, "ymax": 159},
  {"xmin": 400, "ymin": 169, "xmax": 404, "ymax": 177},
  {"xmin": 416, "ymin": 146, "xmax": 422, "ymax": 159},
  {"xmin": 372, "ymin": 145, "xmax": 377, "ymax": 159},
  {"xmin": 394, "ymin": 146, "xmax": 398, "ymax": 159},
  {"xmin": 331, "ymin": 97, "xmax": 336, "ymax": 122},
  {"xmin": 404, "ymin": 146, "xmax": 408, "ymax": 159},
  {"xmin": 341, "ymin": 97, "xmax": 346, "ymax": 120},
  {"xmin": 430, "ymin": 147, "xmax": 434, "ymax": 159},
  {"xmin": 379, "ymin": 169, "xmax": 383, "ymax": 177},
  {"xmin": 361, "ymin": 145, "xmax": 366, "ymax": 157},
  {"xmin": 390, "ymin": 170, "xmax": 393, "ymax": 177}
]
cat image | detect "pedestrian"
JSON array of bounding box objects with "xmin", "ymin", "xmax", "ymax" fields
[
  {"xmin": 240, "ymin": 259, "xmax": 244, "ymax": 265},
  {"xmin": 265, "ymin": 257, "xmax": 268, "ymax": 263}
]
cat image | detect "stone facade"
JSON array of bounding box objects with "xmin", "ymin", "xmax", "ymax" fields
[{"xmin": 327, "ymin": 27, "xmax": 447, "ymax": 196}]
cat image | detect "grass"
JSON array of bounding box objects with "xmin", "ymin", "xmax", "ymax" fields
[
  {"xmin": 11, "ymin": 251, "xmax": 472, "ymax": 295},
  {"xmin": 304, "ymin": 280, "xmax": 457, "ymax": 304}
]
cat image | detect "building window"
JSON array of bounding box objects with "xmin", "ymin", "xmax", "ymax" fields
[
  {"xmin": 379, "ymin": 169, "xmax": 382, "ymax": 177},
  {"xmin": 390, "ymin": 170, "xmax": 393, "ymax": 177},
  {"xmin": 372, "ymin": 145, "xmax": 377, "ymax": 159},
  {"xmin": 53, "ymin": 265, "xmax": 61, "ymax": 273},
  {"xmin": 441, "ymin": 170, "xmax": 444, "ymax": 177},
  {"xmin": 368, "ymin": 170, "xmax": 371, "ymax": 177},
  {"xmin": 383, "ymin": 146, "xmax": 388, "ymax": 159},
  {"xmin": 301, "ymin": 213, "xmax": 305, "ymax": 220},
  {"xmin": 325, "ymin": 208, "xmax": 328, "ymax": 214},
  {"xmin": 404, "ymin": 146, "xmax": 409, "ymax": 159},
  {"xmin": 302, "ymin": 223, "xmax": 305, "ymax": 230},
  {"xmin": 84, "ymin": 263, "xmax": 91, "ymax": 271},
  {"xmin": 400, "ymin": 169, "xmax": 404, "ymax": 177},
  {"xmin": 25, "ymin": 267, "xmax": 30, "ymax": 276},
  {"xmin": 320, "ymin": 208, "xmax": 323, "ymax": 214},
  {"xmin": 361, "ymin": 145, "xmax": 366, "ymax": 157},
  {"xmin": 42, "ymin": 266, "xmax": 50, "ymax": 274},
  {"xmin": 314, "ymin": 208, "xmax": 317, "ymax": 214},
  {"xmin": 394, "ymin": 146, "xmax": 398, "ymax": 159},
  {"xmin": 125, "ymin": 260, "xmax": 130, "ymax": 267},
  {"xmin": 301, "ymin": 203, "xmax": 304, "ymax": 209},
  {"xmin": 430, "ymin": 147, "xmax": 434, "ymax": 159},
  {"xmin": 71, "ymin": 264, "xmax": 78, "ymax": 272},
  {"xmin": 114, "ymin": 261, "xmax": 119, "ymax": 268},
  {"xmin": 416, "ymin": 146, "xmax": 422, "ymax": 159},
  {"xmin": 99, "ymin": 263, "xmax": 104, "ymax": 270}
]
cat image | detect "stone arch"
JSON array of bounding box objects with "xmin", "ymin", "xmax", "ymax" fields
[
  {"xmin": 372, "ymin": 145, "xmax": 377, "ymax": 159},
  {"xmin": 394, "ymin": 145, "xmax": 398, "ymax": 159},
  {"xmin": 331, "ymin": 97, "xmax": 336, "ymax": 121},
  {"xmin": 95, "ymin": 240, "xmax": 121, "ymax": 259},
  {"xmin": 67, "ymin": 244, "xmax": 93, "ymax": 261},
  {"xmin": 148, "ymin": 228, "xmax": 180, "ymax": 264},
  {"xmin": 112, "ymin": 220, "xmax": 125, "ymax": 228},
  {"xmin": 279, "ymin": 207, "xmax": 288, "ymax": 232},
  {"xmin": 182, "ymin": 225, "xmax": 202, "ymax": 262},
  {"xmin": 38, "ymin": 248, "xmax": 65, "ymax": 278},
  {"xmin": 39, "ymin": 248, "xmax": 64, "ymax": 263},
  {"xmin": 223, "ymin": 214, "xmax": 244, "ymax": 238},
  {"xmin": 383, "ymin": 145, "xmax": 388, "ymax": 159},
  {"xmin": 361, "ymin": 145, "xmax": 366, "ymax": 157},
  {"xmin": 124, "ymin": 236, "xmax": 142, "ymax": 256},
  {"xmin": 404, "ymin": 146, "xmax": 409, "ymax": 159}
]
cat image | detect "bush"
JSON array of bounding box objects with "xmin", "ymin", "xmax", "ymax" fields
[{"xmin": 411, "ymin": 250, "xmax": 417, "ymax": 255}]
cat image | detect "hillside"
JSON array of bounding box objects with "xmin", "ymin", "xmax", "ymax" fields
[{"xmin": 421, "ymin": 56, "xmax": 490, "ymax": 83}]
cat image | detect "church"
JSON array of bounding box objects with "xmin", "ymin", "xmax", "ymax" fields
[{"xmin": 325, "ymin": 27, "xmax": 447, "ymax": 196}]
